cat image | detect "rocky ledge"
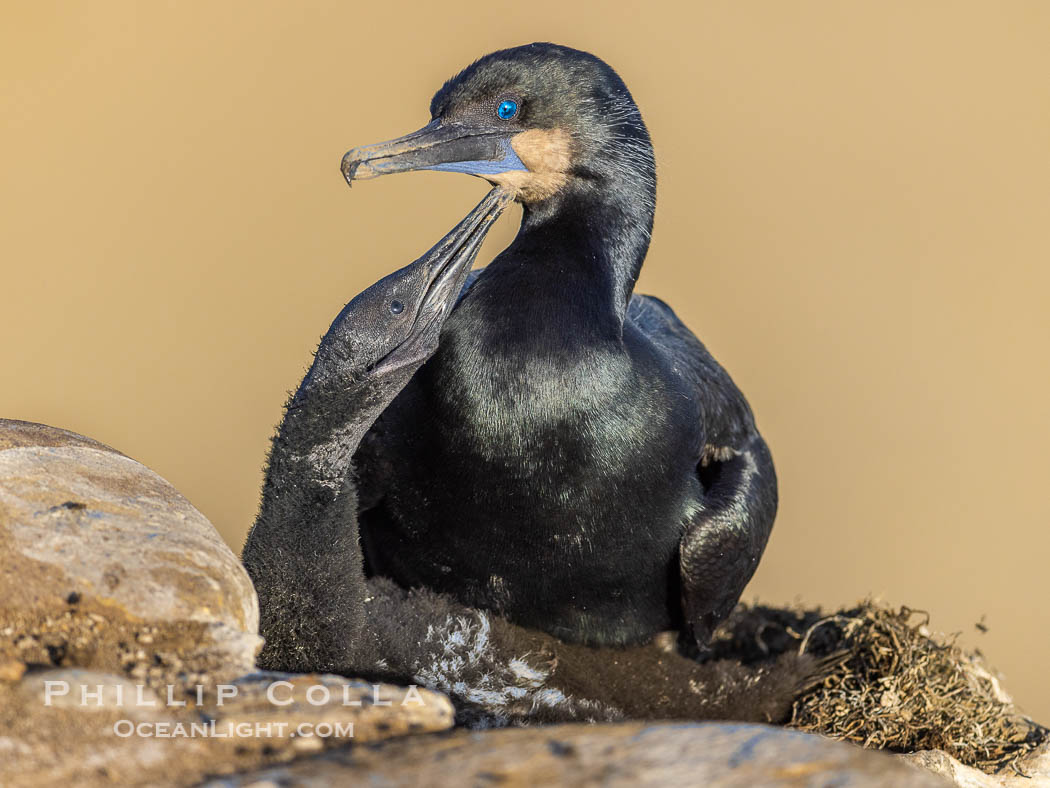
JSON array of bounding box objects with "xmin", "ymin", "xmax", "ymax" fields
[{"xmin": 0, "ymin": 419, "xmax": 1044, "ymax": 787}]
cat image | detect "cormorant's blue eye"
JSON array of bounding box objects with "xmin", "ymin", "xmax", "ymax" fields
[
  {"xmin": 390, "ymin": 299, "xmax": 404, "ymax": 315},
  {"xmin": 496, "ymin": 99, "xmax": 518, "ymax": 120}
]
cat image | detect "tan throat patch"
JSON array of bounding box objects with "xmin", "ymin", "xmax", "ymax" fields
[{"xmin": 487, "ymin": 128, "xmax": 572, "ymax": 203}]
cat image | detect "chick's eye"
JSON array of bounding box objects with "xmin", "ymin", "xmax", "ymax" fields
[
  {"xmin": 496, "ymin": 99, "xmax": 518, "ymax": 121},
  {"xmin": 389, "ymin": 299, "xmax": 404, "ymax": 315}
]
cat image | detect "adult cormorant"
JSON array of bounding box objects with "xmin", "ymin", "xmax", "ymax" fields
[
  {"xmin": 242, "ymin": 188, "xmax": 820, "ymax": 726},
  {"xmin": 342, "ymin": 43, "xmax": 777, "ymax": 649}
]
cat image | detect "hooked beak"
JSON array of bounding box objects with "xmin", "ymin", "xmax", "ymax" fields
[{"xmin": 341, "ymin": 120, "xmax": 527, "ymax": 185}]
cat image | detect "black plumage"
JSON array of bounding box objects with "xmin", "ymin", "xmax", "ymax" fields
[
  {"xmin": 343, "ymin": 43, "xmax": 778, "ymax": 648},
  {"xmin": 241, "ymin": 189, "xmax": 818, "ymax": 726},
  {"xmin": 242, "ymin": 190, "xmax": 513, "ymax": 675}
]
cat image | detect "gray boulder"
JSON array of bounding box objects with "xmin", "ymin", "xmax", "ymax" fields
[{"xmin": 0, "ymin": 419, "xmax": 260, "ymax": 681}]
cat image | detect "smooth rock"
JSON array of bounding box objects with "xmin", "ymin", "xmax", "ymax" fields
[
  {"xmin": 0, "ymin": 668, "xmax": 454, "ymax": 788},
  {"xmin": 0, "ymin": 419, "xmax": 260, "ymax": 679},
  {"xmin": 16, "ymin": 668, "xmax": 165, "ymax": 719},
  {"xmin": 224, "ymin": 672, "xmax": 455, "ymax": 744},
  {"xmin": 201, "ymin": 721, "xmax": 951, "ymax": 787},
  {"xmin": 0, "ymin": 668, "xmax": 210, "ymax": 788},
  {"xmin": 904, "ymin": 745, "xmax": 1050, "ymax": 787}
]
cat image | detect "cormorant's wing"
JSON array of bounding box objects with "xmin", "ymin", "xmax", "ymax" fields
[
  {"xmin": 627, "ymin": 294, "xmax": 756, "ymax": 450},
  {"xmin": 627, "ymin": 294, "xmax": 778, "ymax": 646}
]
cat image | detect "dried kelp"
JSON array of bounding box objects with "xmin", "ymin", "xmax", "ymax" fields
[{"xmin": 709, "ymin": 601, "xmax": 1047, "ymax": 773}]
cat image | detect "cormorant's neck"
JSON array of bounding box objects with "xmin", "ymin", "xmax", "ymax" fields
[
  {"xmin": 248, "ymin": 352, "xmax": 408, "ymax": 551},
  {"xmin": 243, "ymin": 360, "xmax": 398, "ymax": 675},
  {"xmin": 512, "ymin": 164, "xmax": 655, "ymax": 325}
]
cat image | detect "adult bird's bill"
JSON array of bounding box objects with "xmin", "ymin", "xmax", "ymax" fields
[
  {"xmin": 341, "ymin": 85, "xmax": 571, "ymax": 204},
  {"xmin": 341, "ymin": 119, "xmax": 528, "ymax": 183}
]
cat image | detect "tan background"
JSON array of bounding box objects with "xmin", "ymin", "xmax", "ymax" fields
[{"xmin": 2, "ymin": 2, "xmax": 1047, "ymax": 718}]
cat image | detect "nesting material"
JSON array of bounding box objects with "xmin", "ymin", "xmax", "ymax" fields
[{"xmin": 708, "ymin": 601, "xmax": 1048, "ymax": 773}]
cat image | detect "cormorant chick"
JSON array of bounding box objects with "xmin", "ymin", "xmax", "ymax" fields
[
  {"xmin": 242, "ymin": 189, "xmax": 821, "ymax": 727},
  {"xmin": 342, "ymin": 43, "xmax": 778, "ymax": 649}
]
